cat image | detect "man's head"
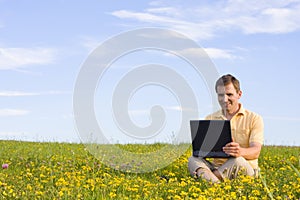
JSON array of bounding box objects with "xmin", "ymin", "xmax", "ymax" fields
[
  {"xmin": 215, "ymin": 74, "xmax": 240, "ymax": 93},
  {"xmin": 215, "ymin": 74, "xmax": 242, "ymax": 115}
]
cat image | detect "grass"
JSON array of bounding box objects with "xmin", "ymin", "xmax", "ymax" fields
[{"xmin": 0, "ymin": 140, "xmax": 299, "ymax": 199}]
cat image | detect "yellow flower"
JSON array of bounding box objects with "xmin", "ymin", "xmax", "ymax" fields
[
  {"xmin": 252, "ymin": 189, "xmax": 260, "ymax": 196},
  {"xmin": 179, "ymin": 180, "xmax": 187, "ymax": 187},
  {"xmin": 35, "ymin": 191, "xmax": 44, "ymax": 196},
  {"xmin": 58, "ymin": 190, "xmax": 64, "ymax": 197},
  {"xmin": 26, "ymin": 184, "xmax": 32, "ymax": 191},
  {"xmin": 180, "ymin": 191, "xmax": 188, "ymax": 197},
  {"xmin": 109, "ymin": 192, "xmax": 116, "ymax": 198},
  {"xmin": 230, "ymin": 192, "xmax": 237, "ymax": 198},
  {"xmin": 224, "ymin": 185, "xmax": 231, "ymax": 190}
]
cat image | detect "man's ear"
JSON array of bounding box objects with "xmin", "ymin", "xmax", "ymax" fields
[{"xmin": 238, "ymin": 90, "xmax": 242, "ymax": 99}]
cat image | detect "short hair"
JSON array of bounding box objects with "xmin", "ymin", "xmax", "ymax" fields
[{"xmin": 215, "ymin": 74, "xmax": 240, "ymax": 93}]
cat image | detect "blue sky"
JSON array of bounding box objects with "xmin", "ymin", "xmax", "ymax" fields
[{"xmin": 0, "ymin": 0, "xmax": 300, "ymax": 145}]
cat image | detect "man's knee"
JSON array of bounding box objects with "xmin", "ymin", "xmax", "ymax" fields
[
  {"xmin": 231, "ymin": 157, "xmax": 247, "ymax": 166},
  {"xmin": 187, "ymin": 157, "xmax": 220, "ymax": 183},
  {"xmin": 231, "ymin": 157, "xmax": 254, "ymax": 176},
  {"xmin": 187, "ymin": 156, "xmax": 210, "ymax": 176},
  {"xmin": 219, "ymin": 157, "xmax": 254, "ymax": 178},
  {"xmin": 188, "ymin": 156, "xmax": 200, "ymax": 176}
]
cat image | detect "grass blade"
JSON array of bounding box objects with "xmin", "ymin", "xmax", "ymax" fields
[
  {"xmin": 286, "ymin": 160, "xmax": 300, "ymax": 177},
  {"xmin": 258, "ymin": 172, "xmax": 274, "ymax": 200}
]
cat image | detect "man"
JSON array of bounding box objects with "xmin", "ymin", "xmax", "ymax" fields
[{"xmin": 188, "ymin": 74, "xmax": 264, "ymax": 183}]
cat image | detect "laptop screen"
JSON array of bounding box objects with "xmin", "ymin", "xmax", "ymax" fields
[{"xmin": 190, "ymin": 120, "xmax": 232, "ymax": 157}]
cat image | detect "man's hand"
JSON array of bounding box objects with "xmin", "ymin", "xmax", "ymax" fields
[
  {"xmin": 223, "ymin": 142, "xmax": 242, "ymax": 157},
  {"xmin": 223, "ymin": 141, "xmax": 262, "ymax": 159}
]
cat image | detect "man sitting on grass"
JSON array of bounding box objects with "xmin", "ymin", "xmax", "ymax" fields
[{"xmin": 188, "ymin": 74, "xmax": 264, "ymax": 183}]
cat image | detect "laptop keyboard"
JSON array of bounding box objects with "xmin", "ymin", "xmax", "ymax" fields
[{"xmin": 193, "ymin": 150, "xmax": 230, "ymax": 158}]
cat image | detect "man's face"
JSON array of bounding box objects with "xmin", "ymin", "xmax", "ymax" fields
[{"xmin": 216, "ymin": 83, "xmax": 242, "ymax": 114}]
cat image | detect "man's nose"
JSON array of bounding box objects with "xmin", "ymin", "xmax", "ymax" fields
[{"xmin": 224, "ymin": 95, "xmax": 228, "ymax": 102}]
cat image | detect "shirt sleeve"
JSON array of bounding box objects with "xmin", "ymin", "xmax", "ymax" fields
[{"xmin": 249, "ymin": 114, "xmax": 264, "ymax": 144}]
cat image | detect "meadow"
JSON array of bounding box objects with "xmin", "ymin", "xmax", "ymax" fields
[{"xmin": 0, "ymin": 140, "xmax": 299, "ymax": 199}]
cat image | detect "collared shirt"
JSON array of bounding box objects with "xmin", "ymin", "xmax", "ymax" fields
[{"xmin": 205, "ymin": 104, "xmax": 264, "ymax": 169}]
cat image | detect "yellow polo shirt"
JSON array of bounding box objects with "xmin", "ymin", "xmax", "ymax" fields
[{"xmin": 205, "ymin": 104, "xmax": 264, "ymax": 169}]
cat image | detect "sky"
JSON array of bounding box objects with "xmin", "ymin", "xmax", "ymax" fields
[{"xmin": 0, "ymin": 0, "xmax": 300, "ymax": 146}]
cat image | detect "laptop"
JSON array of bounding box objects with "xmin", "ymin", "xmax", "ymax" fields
[{"xmin": 190, "ymin": 120, "xmax": 232, "ymax": 158}]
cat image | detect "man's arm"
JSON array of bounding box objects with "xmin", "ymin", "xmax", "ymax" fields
[{"xmin": 223, "ymin": 141, "xmax": 262, "ymax": 160}]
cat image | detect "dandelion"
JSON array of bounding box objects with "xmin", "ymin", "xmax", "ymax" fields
[
  {"xmin": 230, "ymin": 192, "xmax": 237, "ymax": 199},
  {"xmin": 252, "ymin": 189, "xmax": 260, "ymax": 196},
  {"xmin": 224, "ymin": 185, "xmax": 231, "ymax": 190}
]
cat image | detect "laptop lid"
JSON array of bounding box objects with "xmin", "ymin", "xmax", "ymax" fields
[{"xmin": 190, "ymin": 120, "xmax": 232, "ymax": 158}]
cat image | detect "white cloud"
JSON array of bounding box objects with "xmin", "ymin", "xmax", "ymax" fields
[
  {"xmin": 232, "ymin": 7, "xmax": 300, "ymax": 34},
  {"xmin": 146, "ymin": 7, "xmax": 182, "ymax": 17},
  {"xmin": 112, "ymin": 10, "xmax": 185, "ymax": 25},
  {"xmin": 0, "ymin": 47, "xmax": 56, "ymax": 70},
  {"xmin": 164, "ymin": 47, "xmax": 238, "ymax": 60},
  {"xmin": 79, "ymin": 36, "xmax": 102, "ymax": 52},
  {"xmin": 0, "ymin": 109, "xmax": 30, "ymax": 116},
  {"xmin": 0, "ymin": 91, "xmax": 39, "ymax": 97},
  {"xmin": 204, "ymin": 48, "xmax": 238, "ymax": 60},
  {"xmin": 111, "ymin": 0, "xmax": 300, "ymax": 40},
  {"xmin": 0, "ymin": 90, "xmax": 70, "ymax": 97},
  {"xmin": 111, "ymin": 10, "xmax": 216, "ymax": 40}
]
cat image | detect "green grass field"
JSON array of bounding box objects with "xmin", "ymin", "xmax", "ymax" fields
[{"xmin": 0, "ymin": 140, "xmax": 299, "ymax": 199}]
